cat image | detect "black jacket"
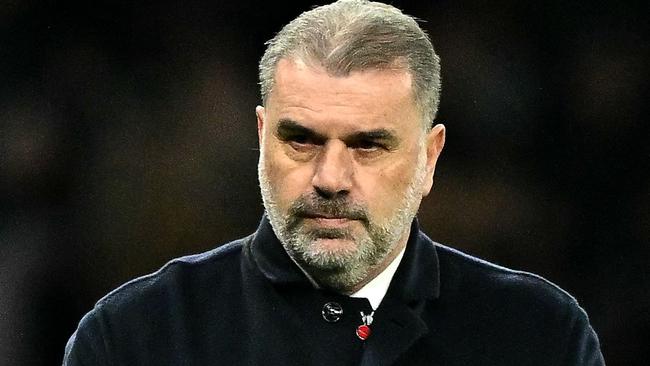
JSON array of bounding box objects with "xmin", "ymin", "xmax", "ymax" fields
[{"xmin": 63, "ymin": 216, "xmax": 605, "ymax": 365}]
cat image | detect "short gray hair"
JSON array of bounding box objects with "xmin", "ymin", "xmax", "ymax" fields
[{"xmin": 259, "ymin": 0, "xmax": 441, "ymax": 129}]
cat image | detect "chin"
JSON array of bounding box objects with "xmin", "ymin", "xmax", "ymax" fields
[
  {"xmin": 312, "ymin": 237, "xmax": 357, "ymax": 250},
  {"xmin": 300, "ymin": 238, "xmax": 362, "ymax": 268}
]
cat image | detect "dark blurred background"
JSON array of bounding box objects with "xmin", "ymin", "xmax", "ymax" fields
[{"xmin": 1, "ymin": 0, "xmax": 648, "ymax": 365}]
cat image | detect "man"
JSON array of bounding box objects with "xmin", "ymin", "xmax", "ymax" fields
[{"xmin": 64, "ymin": 1, "xmax": 605, "ymax": 365}]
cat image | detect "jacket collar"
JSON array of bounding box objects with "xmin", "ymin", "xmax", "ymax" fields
[
  {"xmin": 249, "ymin": 215, "xmax": 312, "ymax": 287},
  {"xmin": 249, "ymin": 214, "xmax": 441, "ymax": 302},
  {"xmin": 385, "ymin": 219, "xmax": 441, "ymax": 303}
]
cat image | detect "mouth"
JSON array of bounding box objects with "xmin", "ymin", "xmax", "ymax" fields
[
  {"xmin": 303, "ymin": 212, "xmax": 349, "ymax": 219},
  {"xmin": 300, "ymin": 212, "xmax": 359, "ymax": 228}
]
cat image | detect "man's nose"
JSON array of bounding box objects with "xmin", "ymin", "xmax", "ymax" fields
[{"xmin": 312, "ymin": 140, "xmax": 353, "ymax": 199}]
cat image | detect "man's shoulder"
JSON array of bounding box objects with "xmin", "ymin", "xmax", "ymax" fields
[
  {"xmin": 64, "ymin": 235, "xmax": 259, "ymax": 364},
  {"xmin": 433, "ymin": 242, "xmax": 580, "ymax": 310},
  {"xmin": 94, "ymin": 235, "xmax": 252, "ymax": 313},
  {"xmin": 423, "ymin": 242, "xmax": 604, "ymax": 364}
]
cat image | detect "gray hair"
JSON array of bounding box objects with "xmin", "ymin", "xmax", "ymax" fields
[{"xmin": 258, "ymin": 0, "xmax": 441, "ymax": 129}]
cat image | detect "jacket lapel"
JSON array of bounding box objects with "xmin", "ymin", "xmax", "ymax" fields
[
  {"xmin": 359, "ymin": 298, "xmax": 429, "ymax": 366},
  {"xmin": 361, "ymin": 221, "xmax": 441, "ymax": 366}
]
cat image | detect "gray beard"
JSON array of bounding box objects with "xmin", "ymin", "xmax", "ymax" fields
[{"xmin": 258, "ymin": 148, "xmax": 427, "ymax": 292}]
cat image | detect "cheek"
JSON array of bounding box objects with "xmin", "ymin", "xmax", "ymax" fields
[
  {"xmin": 357, "ymin": 159, "xmax": 417, "ymax": 214},
  {"xmin": 264, "ymin": 146, "xmax": 314, "ymax": 203}
]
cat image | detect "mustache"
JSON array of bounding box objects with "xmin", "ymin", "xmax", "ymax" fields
[{"xmin": 287, "ymin": 193, "xmax": 368, "ymax": 222}]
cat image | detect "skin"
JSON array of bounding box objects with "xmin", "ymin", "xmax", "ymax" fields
[{"xmin": 257, "ymin": 58, "xmax": 445, "ymax": 293}]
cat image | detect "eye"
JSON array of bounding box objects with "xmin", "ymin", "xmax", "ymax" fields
[
  {"xmin": 286, "ymin": 134, "xmax": 315, "ymax": 150},
  {"xmin": 353, "ymin": 139, "xmax": 385, "ymax": 151},
  {"xmin": 348, "ymin": 140, "xmax": 390, "ymax": 161}
]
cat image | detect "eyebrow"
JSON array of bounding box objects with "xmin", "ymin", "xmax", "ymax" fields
[
  {"xmin": 276, "ymin": 119, "xmax": 327, "ymax": 143},
  {"xmin": 276, "ymin": 118, "xmax": 400, "ymax": 147}
]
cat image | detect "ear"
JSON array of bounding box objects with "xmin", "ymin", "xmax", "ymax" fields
[
  {"xmin": 421, "ymin": 123, "xmax": 446, "ymax": 197},
  {"xmin": 256, "ymin": 106, "xmax": 266, "ymax": 146}
]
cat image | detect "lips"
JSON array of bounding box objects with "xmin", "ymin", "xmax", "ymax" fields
[
  {"xmin": 304, "ymin": 217, "xmax": 354, "ymax": 231},
  {"xmin": 299, "ymin": 208, "xmax": 366, "ymax": 222},
  {"xmin": 311, "ymin": 217, "xmax": 351, "ymax": 223},
  {"xmin": 302, "ymin": 212, "xmax": 354, "ymax": 220},
  {"xmin": 297, "ymin": 212, "xmax": 359, "ymax": 229}
]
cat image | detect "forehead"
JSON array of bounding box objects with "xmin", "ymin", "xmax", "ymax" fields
[{"xmin": 266, "ymin": 58, "xmax": 419, "ymax": 133}]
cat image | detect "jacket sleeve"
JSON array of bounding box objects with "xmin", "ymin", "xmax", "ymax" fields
[
  {"xmin": 561, "ymin": 301, "xmax": 606, "ymax": 366},
  {"xmin": 62, "ymin": 309, "xmax": 110, "ymax": 366}
]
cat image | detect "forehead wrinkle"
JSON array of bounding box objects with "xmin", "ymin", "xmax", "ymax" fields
[
  {"xmin": 271, "ymin": 92, "xmax": 409, "ymax": 131},
  {"xmin": 271, "ymin": 59, "xmax": 415, "ymax": 109},
  {"xmin": 273, "ymin": 86, "xmax": 379, "ymax": 114}
]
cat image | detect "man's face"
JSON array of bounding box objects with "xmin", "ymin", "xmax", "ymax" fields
[{"xmin": 257, "ymin": 58, "xmax": 445, "ymax": 292}]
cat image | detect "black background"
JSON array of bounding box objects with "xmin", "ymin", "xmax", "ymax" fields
[{"xmin": 1, "ymin": 0, "xmax": 648, "ymax": 365}]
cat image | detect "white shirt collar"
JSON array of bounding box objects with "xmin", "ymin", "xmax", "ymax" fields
[{"xmin": 350, "ymin": 246, "xmax": 406, "ymax": 310}]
